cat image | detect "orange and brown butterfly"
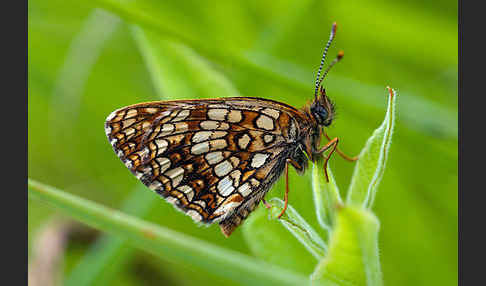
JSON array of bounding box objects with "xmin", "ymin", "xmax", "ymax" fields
[{"xmin": 105, "ymin": 22, "xmax": 356, "ymax": 237}]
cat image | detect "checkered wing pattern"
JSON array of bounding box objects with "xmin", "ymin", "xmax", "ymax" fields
[{"xmin": 105, "ymin": 97, "xmax": 304, "ymax": 235}]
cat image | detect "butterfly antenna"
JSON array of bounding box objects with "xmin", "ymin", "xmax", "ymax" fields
[
  {"xmin": 314, "ymin": 22, "xmax": 337, "ymax": 100},
  {"xmin": 317, "ymin": 50, "xmax": 344, "ymax": 90}
]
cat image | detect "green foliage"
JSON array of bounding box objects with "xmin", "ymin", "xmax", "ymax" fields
[
  {"xmin": 244, "ymin": 90, "xmax": 395, "ymax": 285},
  {"xmin": 29, "ymin": 0, "xmax": 457, "ymax": 285}
]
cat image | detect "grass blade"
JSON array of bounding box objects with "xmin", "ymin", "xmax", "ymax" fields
[
  {"xmin": 28, "ymin": 179, "xmax": 309, "ymax": 285},
  {"xmin": 65, "ymin": 187, "xmax": 155, "ymax": 286}
]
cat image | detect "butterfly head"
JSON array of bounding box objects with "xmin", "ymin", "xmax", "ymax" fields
[{"xmin": 310, "ymin": 86, "xmax": 335, "ymax": 127}]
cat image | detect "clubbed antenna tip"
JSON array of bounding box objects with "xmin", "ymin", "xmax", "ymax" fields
[{"xmin": 337, "ymin": 50, "xmax": 344, "ymax": 59}]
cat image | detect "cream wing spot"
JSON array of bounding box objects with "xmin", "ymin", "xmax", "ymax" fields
[
  {"xmin": 172, "ymin": 109, "xmax": 190, "ymax": 122},
  {"xmin": 214, "ymin": 160, "xmax": 233, "ymax": 177},
  {"xmin": 138, "ymin": 146, "xmax": 150, "ymax": 160},
  {"xmin": 144, "ymin": 107, "xmax": 158, "ymax": 114},
  {"xmin": 218, "ymin": 122, "xmax": 230, "ymax": 130},
  {"xmin": 262, "ymin": 108, "xmax": 280, "ymax": 119},
  {"xmin": 250, "ymin": 178, "xmax": 260, "ymax": 187},
  {"xmin": 205, "ymin": 151, "xmax": 224, "ymax": 165},
  {"xmin": 149, "ymin": 180, "xmax": 162, "ymax": 190},
  {"xmin": 208, "ymin": 109, "xmax": 228, "ymax": 121},
  {"xmin": 238, "ymin": 183, "xmax": 252, "ymax": 197},
  {"xmin": 123, "ymin": 118, "xmax": 136, "ymax": 127},
  {"xmin": 124, "ymin": 128, "xmax": 135, "ymax": 137},
  {"xmin": 159, "ymin": 124, "xmax": 175, "ymax": 136},
  {"xmin": 191, "ymin": 142, "xmax": 210, "ymax": 155},
  {"xmin": 155, "ymin": 157, "xmax": 171, "ymax": 173},
  {"xmin": 210, "ymin": 139, "xmax": 228, "ymax": 151},
  {"xmin": 194, "ymin": 200, "xmax": 207, "ymax": 208},
  {"xmin": 208, "ymin": 104, "xmax": 227, "ymax": 108},
  {"xmin": 104, "ymin": 125, "xmax": 112, "ymax": 135},
  {"xmin": 200, "ymin": 121, "xmax": 220, "ymax": 130},
  {"xmin": 218, "ymin": 176, "xmax": 235, "ymax": 196},
  {"xmin": 211, "ymin": 131, "xmax": 227, "ymax": 139},
  {"xmin": 238, "ymin": 134, "xmax": 251, "ymax": 150},
  {"xmin": 124, "ymin": 159, "xmax": 133, "ymax": 169},
  {"xmin": 229, "ymin": 156, "xmax": 240, "ymax": 168},
  {"xmin": 227, "ymin": 110, "xmax": 242, "ymax": 123},
  {"xmin": 106, "ymin": 110, "xmax": 118, "ymax": 122},
  {"xmin": 165, "ymin": 167, "xmax": 184, "ymax": 187},
  {"xmin": 256, "ymin": 114, "xmax": 274, "ymax": 130},
  {"xmin": 174, "ymin": 122, "xmax": 189, "ymax": 132},
  {"xmin": 186, "ymin": 210, "xmax": 202, "ymax": 222},
  {"xmin": 141, "ymin": 121, "xmax": 151, "ymax": 129},
  {"xmin": 178, "ymin": 185, "xmax": 194, "ymax": 201},
  {"xmin": 155, "ymin": 139, "xmax": 168, "ymax": 154},
  {"xmin": 214, "ymin": 201, "xmax": 241, "ymax": 217},
  {"xmin": 251, "ymin": 153, "xmax": 270, "ymax": 168},
  {"xmin": 192, "ymin": 131, "xmax": 212, "ymax": 143},
  {"xmin": 230, "ymin": 170, "xmax": 241, "ymax": 187},
  {"xmin": 166, "ymin": 196, "xmax": 178, "ymax": 205},
  {"xmin": 264, "ymin": 134, "xmax": 274, "ymax": 143},
  {"xmin": 135, "ymin": 170, "xmax": 144, "ymax": 179},
  {"xmin": 126, "ymin": 109, "xmax": 138, "ymax": 118}
]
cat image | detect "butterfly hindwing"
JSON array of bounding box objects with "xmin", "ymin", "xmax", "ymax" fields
[{"xmin": 105, "ymin": 98, "xmax": 303, "ymax": 227}]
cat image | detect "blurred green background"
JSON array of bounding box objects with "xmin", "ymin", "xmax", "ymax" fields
[{"xmin": 28, "ymin": 0, "xmax": 457, "ymax": 285}]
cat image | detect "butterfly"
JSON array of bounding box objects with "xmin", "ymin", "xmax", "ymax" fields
[{"xmin": 105, "ymin": 22, "xmax": 355, "ymax": 237}]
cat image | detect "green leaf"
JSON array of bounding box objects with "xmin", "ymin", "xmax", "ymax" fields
[
  {"xmin": 346, "ymin": 87, "xmax": 397, "ymax": 208},
  {"xmin": 28, "ymin": 179, "xmax": 309, "ymax": 285},
  {"xmin": 312, "ymin": 160, "xmax": 342, "ymax": 230},
  {"xmin": 311, "ymin": 206, "xmax": 382, "ymax": 286}
]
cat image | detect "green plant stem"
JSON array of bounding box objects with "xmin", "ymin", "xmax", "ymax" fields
[
  {"xmin": 65, "ymin": 187, "xmax": 155, "ymax": 286},
  {"xmin": 311, "ymin": 206, "xmax": 382, "ymax": 286},
  {"xmin": 312, "ymin": 160, "xmax": 342, "ymax": 230}
]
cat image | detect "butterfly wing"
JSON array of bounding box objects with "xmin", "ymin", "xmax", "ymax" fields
[{"xmin": 105, "ymin": 97, "xmax": 306, "ymax": 235}]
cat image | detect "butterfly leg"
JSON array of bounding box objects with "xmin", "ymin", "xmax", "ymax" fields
[
  {"xmin": 317, "ymin": 137, "xmax": 340, "ymax": 183},
  {"xmin": 277, "ymin": 158, "xmax": 302, "ymax": 219},
  {"xmin": 322, "ymin": 129, "xmax": 358, "ymax": 162}
]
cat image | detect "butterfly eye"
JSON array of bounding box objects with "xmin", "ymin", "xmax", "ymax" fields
[{"xmin": 310, "ymin": 103, "xmax": 328, "ymax": 125}]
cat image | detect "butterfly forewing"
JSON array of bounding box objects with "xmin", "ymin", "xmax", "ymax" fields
[{"xmin": 105, "ymin": 97, "xmax": 306, "ymax": 232}]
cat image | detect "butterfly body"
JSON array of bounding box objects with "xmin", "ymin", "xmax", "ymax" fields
[{"xmin": 105, "ymin": 91, "xmax": 334, "ymax": 236}]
